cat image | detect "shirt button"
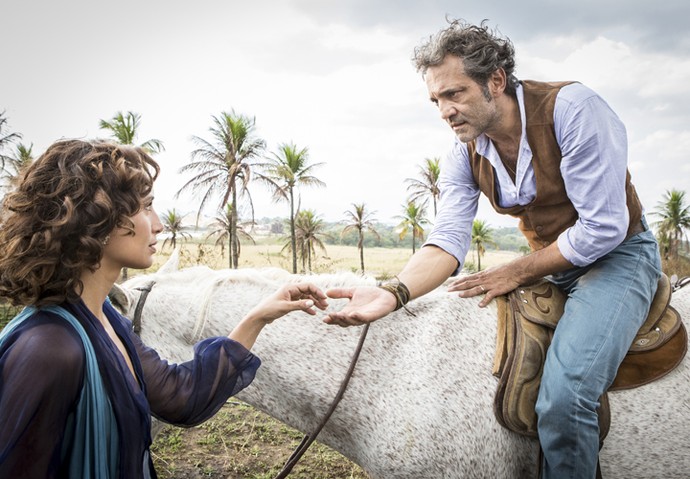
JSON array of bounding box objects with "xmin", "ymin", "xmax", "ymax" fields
[{"xmin": 535, "ymin": 225, "xmax": 543, "ymax": 232}]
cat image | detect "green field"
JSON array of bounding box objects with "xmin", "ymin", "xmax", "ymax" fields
[{"xmin": 143, "ymin": 240, "xmax": 521, "ymax": 279}]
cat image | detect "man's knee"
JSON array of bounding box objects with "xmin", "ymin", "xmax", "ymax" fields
[{"xmin": 536, "ymin": 380, "xmax": 600, "ymax": 435}]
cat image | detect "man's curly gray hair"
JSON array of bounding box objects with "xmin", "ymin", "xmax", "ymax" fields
[{"xmin": 412, "ymin": 19, "xmax": 519, "ymax": 96}]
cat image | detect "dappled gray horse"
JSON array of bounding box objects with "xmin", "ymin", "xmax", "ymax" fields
[{"xmin": 112, "ymin": 262, "xmax": 690, "ymax": 479}]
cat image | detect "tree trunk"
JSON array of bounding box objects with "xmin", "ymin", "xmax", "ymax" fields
[
  {"xmin": 230, "ymin": 189, "xmax": 238, "ymax": 269},
  {"xmin": 359, "ymin": 231, "xmax": 365, "ymax": 273},
  {"xmin": 227, "ymin": 235, "xmax": 232, "ymax": 269},
  {"xmin": 289, "ymin": 188, "xmax": 297, "ymax": 274},
  {"xmin": 301, "ymin": 244, "xmax": 307, "ymax": 273}
]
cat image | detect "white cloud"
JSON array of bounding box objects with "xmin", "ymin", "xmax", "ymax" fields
[
  {"xmin": 518, "ymin": 34, "xmax": 690, "ymax": 218},
  {"xmin": 629, "ymin": 130, "xmax": 690, "ymax": 207},
  {"xmin": 2, "ymin": 0, "xmax": 689, "ymax": 230}
]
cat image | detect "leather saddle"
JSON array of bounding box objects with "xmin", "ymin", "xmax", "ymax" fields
[{"xmin": 492, "ymin": 273, "xmax": 687, "ymax": 439}]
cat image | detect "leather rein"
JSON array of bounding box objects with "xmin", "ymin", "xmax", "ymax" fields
[
  {"xmin": 129, "ymin": 280, "xmax": 371, "ymax": 478},
  {"xmin": 274, "ymin": 322, "xmax": 370, "ymax": 478}
]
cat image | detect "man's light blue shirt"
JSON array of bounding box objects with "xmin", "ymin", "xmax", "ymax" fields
[{"xmin": 425, "ymin": 82, "xmax": 633, "ymax": 273}]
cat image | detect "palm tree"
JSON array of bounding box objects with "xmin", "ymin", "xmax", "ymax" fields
[
  {"xmin": 12, "ymin": 143, "xmax": 34, "ymax": 170},
  {"xmin": 99, "ymin": 111, "xmax": 165, "ymax": 154},
  {"xmin": 260, "ymin": 142, "xmax": 325, "ymax": 273},
  {"xmin": 206, "ymin": 203, "xmax": 256, "ymax": 267},
  {"xmin": 471, "ymin": 219, "xmax": 497, "ymax": 271},
  {"xmin": 0, "ymin": 111, "xmax": 22, "ymax": 182},
  {"xmin": 652, "ymin": 189, "xmax": 690, "ymax": 261},
  {"xmin": 405, "ymin": 157, "xmax": 441, "ymax": 217},
  {"xmin": 100, "ymin": 111, "xmax": 164, "ymax": 280},
  {"xmin": 283, "ymin": 209, "xmax": 328, "ymax": 273},
  {"xmin": 395, "ymin": 200, "xmax": 429, "ymax": 254},
  {"xmin": 176, "ymin": 110, "xmax": 266, "ymax": 269},
  {"xmin": 161, "ymin": 209, "xmax": 192, "ymax": 251},
  {"xmin": 1, "ymin": 142, "xmax": 33, "ymax": 191},
  {"xmin": 341, "ymin": 203, "xmax": 380, "ymax": 273}
]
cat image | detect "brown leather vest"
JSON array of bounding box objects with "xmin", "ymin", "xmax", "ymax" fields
[{"xmin": 468, "ymin": 80, "xmax": 642, "ymax": 251}]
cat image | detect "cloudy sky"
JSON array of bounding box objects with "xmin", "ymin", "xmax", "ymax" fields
[{"xmin": 3, "ymin": 0, "xmax": 689, "ymax": 228}]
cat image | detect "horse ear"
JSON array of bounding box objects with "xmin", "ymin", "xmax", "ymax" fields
[
  {"xmin": 109, "ymin": 283, "xmax": 133, "ymax": 313},
  {"xmin": 158, "ymin": 247, "xmax": 180, "ymax": 274}
]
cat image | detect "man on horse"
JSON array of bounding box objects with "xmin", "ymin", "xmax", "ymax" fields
[{"xmin": 323, "ymin": 18, "xmax": 662, "ymax": 479}]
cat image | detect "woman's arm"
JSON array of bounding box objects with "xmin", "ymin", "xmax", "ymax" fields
[
  {"xmin": 136, "ymin": 282, "xmax": 327, "ymax": 426},
  {"xmin": 229, "ymin": 282, "xmax": 328, "ymax": 349}
]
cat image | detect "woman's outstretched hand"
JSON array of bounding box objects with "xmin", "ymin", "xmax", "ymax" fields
[
  {"xmin": 231, "ymin": 282, "xmax": 329, "ymax": 349},
  {"xmin": 249, "ymin": 282, "xmax": 329, "ymax": 324}
]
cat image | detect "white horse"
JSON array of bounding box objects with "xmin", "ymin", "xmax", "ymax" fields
[{"xmin": 112, "ymin": 261, "xmax": 690, "ymax": 479}]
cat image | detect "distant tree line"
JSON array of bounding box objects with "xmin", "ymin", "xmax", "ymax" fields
[
  {"xmin": 254, "ymin": 217, "xmax": 529, "ymax": 252},
  {"xmin": 2, "ymin": 108, "xmax": 688, "ymax": 277}
]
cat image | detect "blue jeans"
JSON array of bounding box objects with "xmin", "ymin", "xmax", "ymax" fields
[{"xmin": 536, "ymin": 219, "xmax": 661, "ymax": 479}]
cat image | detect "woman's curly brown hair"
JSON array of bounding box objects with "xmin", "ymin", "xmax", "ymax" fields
[{"xmin": 0, "ymin": 139, "xmax": 160, "ymax": 307}]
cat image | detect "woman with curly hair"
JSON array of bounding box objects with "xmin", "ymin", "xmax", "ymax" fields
[{"xmin": 0, "ymin": 139, "xmax": 328, "ymax": 478}]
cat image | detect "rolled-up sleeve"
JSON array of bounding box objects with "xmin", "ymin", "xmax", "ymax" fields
[
  {"xmin": 423, "ymin": 139, "xmax": 480, "ymax": 275},
  {"xmin": 555, "ymin": 85, "xmax": 630, "ymax": 267}
]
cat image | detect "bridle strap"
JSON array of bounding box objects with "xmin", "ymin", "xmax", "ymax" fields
[
  {"xmin": 132, "ymin": 281, "xmax": 155, "ymax": 335},
  {"xmin": 274, "ymin": 323, "xmax": 371, "ymax": 479}
]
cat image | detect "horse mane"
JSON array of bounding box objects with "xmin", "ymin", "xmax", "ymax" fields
[{"xmin": 130, "ymin": 266, "xmax": 377, "ymax": 342}]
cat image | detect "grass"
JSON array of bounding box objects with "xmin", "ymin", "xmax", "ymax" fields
[
  {"xmin": 0, "ymin": 302, "xmax": 21, "ymax": 330},
  {"xmin": 143, "ymin": 238, "xmax": 521, "ymax": 279},
  {"xmin": 151, "ymin": 401, "xmax": 369, "ymax": 479},
  {"xmin": 662, "ymin": 255, "xmax": 690, "ymax": 281}
]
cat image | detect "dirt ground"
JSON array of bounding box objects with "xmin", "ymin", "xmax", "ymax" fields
[{"xmin": 151, "ymin": 401, "xmax": 369, "ymax": 479}]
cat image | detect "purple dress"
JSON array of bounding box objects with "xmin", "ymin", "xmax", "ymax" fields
[{"xmin": 0, "ymin": 299, "xmax": 261, "ymax": 478}]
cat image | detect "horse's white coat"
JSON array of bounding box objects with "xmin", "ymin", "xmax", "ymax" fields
[{"xmin": 117, "ymin": 266, "xmax": 690, "ymax": 479}]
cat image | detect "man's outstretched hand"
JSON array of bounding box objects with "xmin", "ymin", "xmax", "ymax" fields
[{"xmin": 322, "ymin": 286, "xmax": 397, "ymax": 327}]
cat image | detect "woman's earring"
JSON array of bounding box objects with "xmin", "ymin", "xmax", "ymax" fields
[{"xmin": 103, "ymin": 235, "xmax": 110, "ymax": 245}]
